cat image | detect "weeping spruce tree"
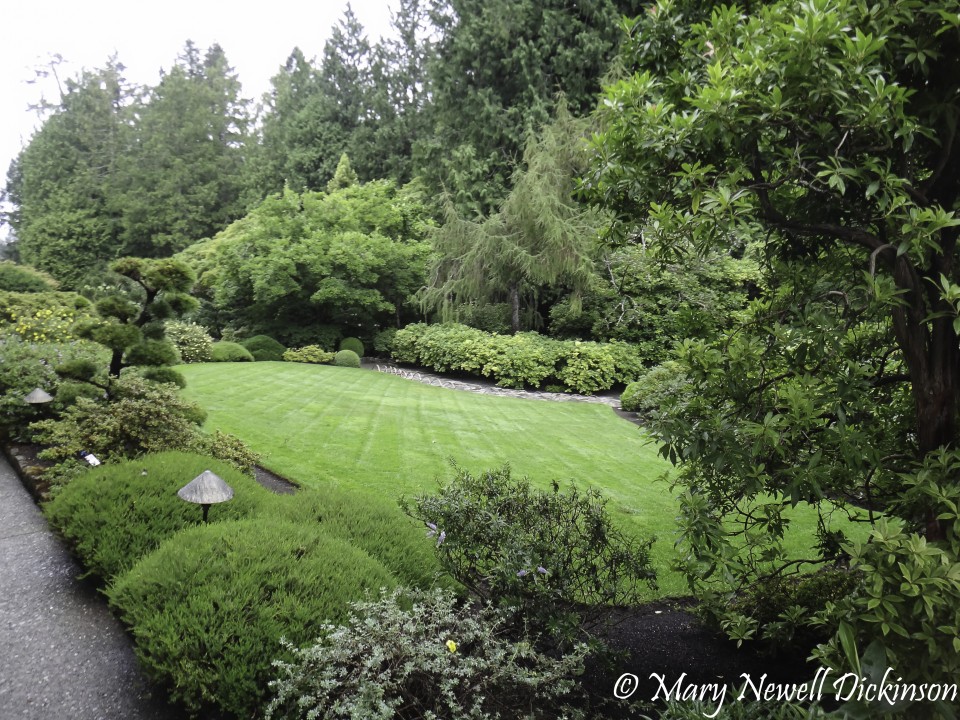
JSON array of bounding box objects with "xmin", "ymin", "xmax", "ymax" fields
[
  {"xmin": 421, "ymin": 104, "xmax": 599, "ymax": 332},
  {"xmin": 586, "ymin": 0, "xmax": 960, "ymax": 699}
]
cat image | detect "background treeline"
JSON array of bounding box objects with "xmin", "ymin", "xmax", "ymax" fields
[{"xmin": 4, "ymin": 0, "xmax": 754, "ymax": 353}]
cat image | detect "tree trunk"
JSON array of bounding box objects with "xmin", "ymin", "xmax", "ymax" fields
[{"xmin": 509, "ymin": 282, "xmax": 520, "ymax": 333}]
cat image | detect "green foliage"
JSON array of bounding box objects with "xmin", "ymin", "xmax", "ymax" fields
[
  {"xmin": 165, "ymin": 320, "xmax": 214, "ymax": 363},
  {"xmin": 265, "ymin": 486, "xmax": 446, "ymax": 589},
  {"xmin": 282, "ymin": 345, "xmax": 335, "ymax": 364},
  {"xmin": 0, "ymin": 336, "xmax": 105, "ymax": 440},
  {"xmin": 333, "ymin": 349, "xmax": 361, "ymax": 368},
  {"xmin": 239, "ymin": 334, "xmax": 286, "ymax": 362},
  {"xmin": 136, "ymin": 366, "xmax": 186, "ymax": 389},
  {"xmin": 210, "ymin": 341, "xmax": 254, "ymax": 362},
  {"xmin": 372, "ymin": 328, "xmax": 396, "ymax": 355},
  {"xmin": 30, "ymin": 373, "xmax": 206, "ymax": 468},
  {"xmin": 179, "ymin": 180, "xmax": 433, "ymax": 342},
  {"xmin": 44, "ymin": 451, "xmax": 268, "ymax": 583},
  {"xmin": 267, "ymin": 587, "xmax": 590, "ymax": 720},
  {"xmin": 401, "ymin": 465, "xmax": 657, "ymax": 646},
  {"xmin": 391, "ymin": 322, "xmax": 643, "ymax": 393},
  {"xmin": 0, "ymin": 261, "xmax": 58, "ymax": 292},
  {"xmin": 108, "ymin": 518, "xmax": 398, "ymax": 719},
  {"xmin": 619, "ymin": 361, "xmax": 691, "ymax": 421},
  {"xmin": 338, "ymin": 336, "xmax": 364, "ymax": 356},
  {"xmin": 326, "ymin": 153, "xmax": 358, "ymax": 192},
  {"xmin": 0, "ymin": 290, "xmax": 95, "ymax": 333},
  {"xmin": 422, "ymin": 106, "xmax": 600, "ymax": 333}
]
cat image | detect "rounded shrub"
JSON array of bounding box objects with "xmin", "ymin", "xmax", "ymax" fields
[
  {"xmin": 333, "ymin": 349, "xmax": 361, "ymax": 368},
  {"xmin": 210, "ymin": 341, "xmax": 254, "ymax": 362},
  {"xmin": 44, "ymin": 451, "xmax": 269, "ymax": 583},
  {"xmin": 109, "ymin": 518, "xmax": 398, "ymax": 720},
  {"xmin": 266, "ymin": 486, "xmax": 449, "ymax": 589},
  {"xmin": 619, "ymin": 361, "xmax": 690, "ymax": 419},
  {"xmin": 282, "ymin": 345, "xmax": 335, "ymax": 364},
  {"xmin": 240, "ymin": 334, "xmax": 286, "ymax": 362},
  {"xmin": 339, "ymin": 336, "xmax": 364, "ymax": 357},
  {"xmin": 0, "ymin": 261, "xmax": 59, "ymax": 292},
  {"xmin": 164, "ymin": 321, "xmax": 214, "ymax": 363}
]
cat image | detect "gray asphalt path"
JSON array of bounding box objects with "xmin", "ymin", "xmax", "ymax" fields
[{"xmin": 0, "ymin": 454, "xmax": 179, "ymax": 720}]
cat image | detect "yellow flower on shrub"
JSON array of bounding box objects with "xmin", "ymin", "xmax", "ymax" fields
[{"xmin": 446, "ymin": 639, "xmax": 457, "ymax": 653}]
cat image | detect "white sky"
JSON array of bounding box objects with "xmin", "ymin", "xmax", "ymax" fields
[{"xmin": 0, "ymin": 0, "xmax": 397, "ymax": 242}]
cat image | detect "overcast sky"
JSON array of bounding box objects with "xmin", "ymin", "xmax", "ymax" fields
[{"xmin": 0, "ymin": 0, "xmax": 398, "ymax": 241}]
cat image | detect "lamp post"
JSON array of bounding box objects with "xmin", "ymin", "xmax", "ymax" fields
[
  {"xmin": 177, "ymin": 470, "xmax": 234, "ymax": 523},
  {"xmin": 23, "ymin": 387, "xmax": 53, "ymax": 405}
]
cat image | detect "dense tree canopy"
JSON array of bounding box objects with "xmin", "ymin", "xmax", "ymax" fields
[{"xmin": 586, "ymin": 0, "xmax": 960, "ymax": 684}]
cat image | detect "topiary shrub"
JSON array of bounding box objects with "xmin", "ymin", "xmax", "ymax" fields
[
  {"xmin": 282, "ymin": 345, "xmax": 335, "ymax": 364},
  {"xmin": 266, "ymin": 487, "xmax": 449, "ymax": 590},
  {"xmin": 240, "ymin": 334, "xmax": 286, "ymax": 362},
  {"xmin": 339, "ymin": 336, "xmax": 364, "ymax": 357},
  {"xmin": 109, "ymin": 518, "xmax": 398, "ymax": 720},
  {"xmin": 0, "ymin": 261, "xmax": 59, "ymax": 292},
  {"xmin": 164, "ymin": 321, "xmax": 214, "ymax": 363},
  {"xmin": 402, "ymin": 465, "xmax": 658, "ymax": 648},
  {"xmin": 267, "ymin": 587, "xmax": 589, "ymax": 720},
  {"xmin": 44, "ymin": 451, "xmax": 268, "ymax": 583},
  {"xmin": 333, "ymin": 349, "xmax": 361, "ymax": 368},
  {"xmin": 210, "ymin": 341, "xmax": 254, "ymax": 362}
]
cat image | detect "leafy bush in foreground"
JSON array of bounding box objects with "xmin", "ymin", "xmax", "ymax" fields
[
  {"xmin": 44, "ymin": 451, "xmax": 268, "ymax": 582},
  {"xmin": 109, "ymin": 518, "xmax": 398, "ymax": 719},
  {"xmin": 333, "ymin": 349, "xmax": 361, "ymax": 368},
  {"xmin": 210, "ymin": 341, "xmax": 254, "ymax": 362},
  {"xmin": 267, "ymin": 587, "xmax": 589, "ymax": 720},
  {"xmin": 402, "ymin": 465, "xmax": 657, "ymax": 646}
]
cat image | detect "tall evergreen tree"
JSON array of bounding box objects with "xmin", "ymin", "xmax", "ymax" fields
[
  {"xmin": 422, "ymin": 0, "xmax": 644, "ymax": 216},
  {"xmin": 117, "ymin": 42, "xmax": 250, "ymax": 256},
  {"xmin": 4, "ymin": 59, "xmax": 133, "ymax": 287}
]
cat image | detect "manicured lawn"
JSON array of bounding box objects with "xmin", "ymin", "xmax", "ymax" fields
[{"xmin": 179, "ymin": 362, "xmax": 865, "ymax": 596}]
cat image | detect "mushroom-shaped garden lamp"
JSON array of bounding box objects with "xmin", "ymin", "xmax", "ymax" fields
[{"xmin": 177, "ymin": 470, "xmax": 234, "ymax": 523}]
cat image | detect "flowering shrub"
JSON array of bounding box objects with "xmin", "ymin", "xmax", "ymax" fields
[
  {"xmin": 282, "ymin": 345, "xmax": 335, "ymax": 364},
  {"xmin": 401, "ymin": 465, "xmax": 657, "ymax": 647},
  {"xmin": 11, "ymin": 306, "xmax": 80, "ymax": 344},
  {"xmin": 390, "ymin": 323, "xmax": 643, "ymax": 393},
  {"xmin": 266, "ymin": 587, "xmax": 590, "ymax": 720},
  {"xmin": 164, "ymin": 320, "xmax": 214, "ymax": 363}
]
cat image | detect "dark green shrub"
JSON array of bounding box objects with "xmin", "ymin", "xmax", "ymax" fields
[
  {"xmin": 136, "ymin": 366, "xmax": 187, "ymax": 388},
  {"xmin": 44, "ymin": 451, "xmax": 268, "ymax": 582},
  {"xmin": 165, "ymin": 321, "xmax": 214, "ymax": 363},
  {"xmin": 282, "ymin": 345, "xmax": 335, "ymax": 364},
  {"xmin": 265, "ymin": 486, "xmax": 448, "ymax": 589},
  {"xmin": 109, "ymin": 518, "xmax": 398, "ymax": 719},
  {"xmin": 267, "ymin": 587, "xmax": 589, "ymax": 720},
  {"xmin": 372, "ymin": 328, "xmax": 396, "ymax": 355},
  {"xmin": 240, "ymin": 334, "xmax": 286, "ymax": 362},
  {"xmin": 333, "ymin": 349, "xmax": 361, "ymax": 368},
  {"xmin": 620, "ymin": 361, "xmax": 691, "ymax": 419},
  {"xmin": 0, "ymin": 261, "xmax": 59, "ymax": 292},
  {"xmin": 402, "ymin": 465, "xmax": 658, "ymax": 647},
  {"xmin": 30, "ymin": 374, "xmax": 206, "ymax": 470},
  {"xmin": 210, "ymin": 341, "xmax": 254, "ymax": 362},
  {"xmin": 338, "ymin": 336, "xmax": 364, "ymax": 357}
]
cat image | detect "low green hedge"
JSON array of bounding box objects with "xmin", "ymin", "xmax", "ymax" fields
[
  {"xmin": 109, "ymin": 518, "xmax": 398, "ymax": 719},
  {"xmin": 391, "ymin": 323, "xmax": 644, "ymax": 393},
  {"xmin": 282, "ymin": 345, "xmax": 335, "ymax": 364},
  {"xmin": 266, "ymin": 486, "xmax": 448, "ymax": 589},
  {"xmin": 44, "ymin": 452, "xmax": 269, "ymax": 582},
  {"xmin": 210, "ymin": 341, "xmax": 254, "ymax": 362},
  {"xmin": 240, "ymin": 334, "xmax": 286, "ymax": 362}
]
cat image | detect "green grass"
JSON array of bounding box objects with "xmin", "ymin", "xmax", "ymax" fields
[{"xmin": 180, "ymin": 362, "xmax": 864, "ymax": 596}]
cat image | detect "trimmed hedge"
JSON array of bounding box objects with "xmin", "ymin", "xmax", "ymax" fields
[
  {"xmin": 391, "ymin": 323, "xmax": 644, "ymax": 393},
  {"xmin": 333, "ymin": 349, "xmax": 361, "ymax": 368},
  {"xmin": 0, "ymin": 261, "xmax": 59, "ymax": 292},
  {"xmin": 109, "ymin": 518, "xmax": 398, "ymax": 719},
  {"xmin": 266, "ymin": 487, "xmax": 448, "ymax": 589},
  {"xmin": 44, "ymin": 452, "xmax": 269, "ymax": 582},
  {"xmin": 282, "ymin": 345, "xmax": 335, "ymax": 364},
  {"xmin": 338, "ymin": 336, "xmax": 364, "ymax": 357},
  {"xmin": 240, "ymin": 334, "xmax": 286, "ymax": 362},
  {"xmin": 210, "ymin": 341, "xmax": 254, "ymax": 362}
]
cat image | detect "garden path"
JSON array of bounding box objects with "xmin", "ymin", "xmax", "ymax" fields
[
  {"xmin": 0, "ymin": 453, "xmax": 181, "ymax": 720},
  {"xmin": 367, "ymin": 361, "xmax": 622, "ymax": 407}
]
